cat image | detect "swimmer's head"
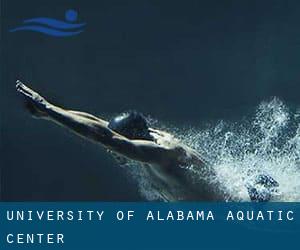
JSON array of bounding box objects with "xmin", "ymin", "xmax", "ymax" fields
[{"xmin": 108, "ymin": 111, "xmax": 153, "ymax": 141}]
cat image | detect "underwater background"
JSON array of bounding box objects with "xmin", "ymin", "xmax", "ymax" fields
[{"xmin": 2, "ymin": 0, "xmax": 300, "ymax": 201}]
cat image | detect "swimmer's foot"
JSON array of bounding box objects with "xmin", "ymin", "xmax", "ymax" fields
[{"xmin": 16, "ymin": 80, "xmax": 49, "ymax": 118}]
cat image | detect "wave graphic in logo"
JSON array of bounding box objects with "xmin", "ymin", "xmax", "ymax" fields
[{"xmin": 9, "ymin": 9, "xmax": 85, "ymax": 37}]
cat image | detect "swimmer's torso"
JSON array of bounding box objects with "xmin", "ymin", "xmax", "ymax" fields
[{"xmin": 143, "ymin": 129, "xmax": 224, "ymax": 201}]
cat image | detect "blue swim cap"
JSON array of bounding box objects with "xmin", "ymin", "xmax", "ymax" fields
[{"xmin": 108, "ymin": 111, "xmax": 153, "ymax": 141}]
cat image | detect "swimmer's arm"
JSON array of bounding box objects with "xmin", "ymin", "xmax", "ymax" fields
[
  {"xmin": 16, "ymin": 81, "xmax": 111, "ymax": 141},
  {"xmin": 67, "ymin": 110, "xmax": 106, "ymax": 123},
  {"xmin": 47, "ymin": 108, "xmax": 173, "ymax": 163},
  {"xmin": 16, "ymin": 80, "xmax": 107, "ymax": 122}
]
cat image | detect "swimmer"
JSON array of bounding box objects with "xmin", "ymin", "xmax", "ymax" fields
[{"xmin": 16, "ymin": 80, "xmax": 278, "ymax": 201}]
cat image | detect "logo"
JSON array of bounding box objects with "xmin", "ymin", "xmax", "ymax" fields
[{"xmin": 9, "ymin": 9, "xmax": 85, "ymax": 37}]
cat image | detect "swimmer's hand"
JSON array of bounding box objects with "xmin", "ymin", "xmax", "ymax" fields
[{"xmin": 16, "ymin": 80, "xmax": 49, "ymax": 118}]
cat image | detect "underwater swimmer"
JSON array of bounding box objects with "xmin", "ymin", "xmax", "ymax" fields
[{"xmin": 16, "ymin": 81, "xmax": 277, "ymax": 201}]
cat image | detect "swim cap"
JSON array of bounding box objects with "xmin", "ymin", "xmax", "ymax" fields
[{"xmin": 108, "ymin": 111, "xmax": 153, "ymax": 140}]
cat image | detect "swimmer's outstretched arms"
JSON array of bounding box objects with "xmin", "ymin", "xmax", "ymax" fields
[{"xmin": 16, "ymin": 80, "xmax": 205, "ymax": 168}]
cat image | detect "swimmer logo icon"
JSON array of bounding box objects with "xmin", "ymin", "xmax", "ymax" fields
[{"xmin": 9, "ymin": 9, "xmax": 86, "ymax": 37}]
